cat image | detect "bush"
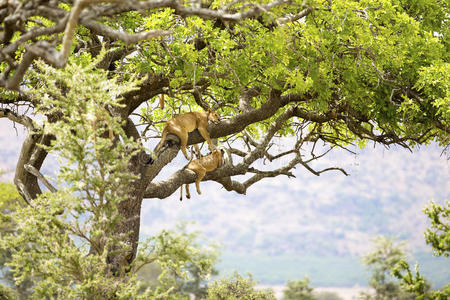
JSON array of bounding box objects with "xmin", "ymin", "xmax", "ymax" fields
[{"xmin": 206, "ymin": 272, "xmax": 275, "ymax": 300}]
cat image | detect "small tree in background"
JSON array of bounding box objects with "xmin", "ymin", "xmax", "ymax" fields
[
  {"xmin": 315, "ymin": 291, "xmax": 343, "ymax": 300},
  {"xmin": 206, "ymin": 272, "xmax": 275, "ymax": 300},
  {"xmin": 282, "ymin": 277, "xmax": 317, "ymax": 300},
  {"xmin": 423, "ymin": 201, "xmax": 449, "ymax": 257},
  {"xmin": 359, "ymin": 236, "xmax": 416, "ymax": 300},
  {"xmin": 393, "ymin": 201, "xmax": 450, "ymax": 299},
  {"xmin": 135, "ymin": 223, "xmax": 220, "ymax": 299},
  {"xmin": 281, "ymin": 277, "xmax": 343, "ymax": 300}
]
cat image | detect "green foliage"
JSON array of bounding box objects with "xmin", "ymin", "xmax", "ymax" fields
[
  {"xmin": 135, "ymin": 225, "xmax": 219, "ymax": 299},
  {"xmin": 0, "ymin": 284, "xmax": 18, "ymax": 300},
  {"xmin": 360, "ymin": 236, "xmax": 415, "ymax": 299},
  {"xmin": 206, "ymin": 272, "xmax": 275, "ymax": 300},
  {"xmin": 282, "ymin": 277, "xmax": 317, "ymax": 300},
  {"xmin": 0, "ymin": 88, "xmax": 18, "ymax": 102},
  {"xmin": 392, "ymin": 201, "xmax": 450, "ymax": 299},
  {"xmin": 0, "ymin": 182, "xmax": 22, "ymax": 217},
  {"xmin": 315, "ymin": 291, "xmax": 343, "ymax": 300},
  {"xmin": 0, "ymin": 182, "xmax": 34, "ymax": 299},
  {"xmin": 136, "ymin": 234, "xmax": 219, "ymax": 299},
  {"xmin": 392, "ymin": 261, "xmax": 449, "ymax": 300},
  {"xmin": 423, "ymin": 201, "xmax": 449, "ymax": 257},
  {"xmin": 173, "ymin": 252, "xmax": 220, "ymax": 299},
  {"xmin": 117, "ymin": 0, "xmax": 449, "ymax": 148},
  {"xmin": 0, "ymin": 55, "xmax": 216, "ymax": 299}
]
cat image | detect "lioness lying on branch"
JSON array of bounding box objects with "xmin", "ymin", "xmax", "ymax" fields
[
  {"xmin": 155, "ymin": 109, "xmax": 220, "ymax": 160},
  {"xmin": 180, "ymin": 149, "xmax": 224, "ymax": 200}
]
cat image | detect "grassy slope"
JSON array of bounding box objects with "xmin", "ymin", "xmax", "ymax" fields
[{"xmin": 217, "ymin": 251, "xmax": 450, "ymax": 288}]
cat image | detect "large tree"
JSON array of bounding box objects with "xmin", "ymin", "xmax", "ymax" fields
[{"xmin": 0, "ymin": 0, "xmax": 448, "ymax": 297}]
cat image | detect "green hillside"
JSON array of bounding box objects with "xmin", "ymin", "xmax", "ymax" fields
[{"xmin": 217, "ymin": 251, "xmax": 450, "ymax": 288}]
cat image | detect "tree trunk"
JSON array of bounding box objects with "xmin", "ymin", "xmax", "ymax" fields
[{"xmin": 105, "ymin": 151, "xmax": 146, "ymax": 275}]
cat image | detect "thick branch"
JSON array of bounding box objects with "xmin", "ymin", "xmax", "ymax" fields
[
  {"xmin": 192, "ymin": 88, "xmax": 211, "ymax": 111},
  {"xmin": 24, "ymin": 164, "xmax": 57, "ymax": 193},
  {"xmin": 5, "ymin": 109, "xmax": 54, "ymax": 202},
  {"xmin": 238, "ymin": 86, "xmax": 260, "ymax": 113},
  {"xmin": 81, "ymin": 19, "xmax": 172, "ymax": 44},
  {"xmin": 187, "ymin": 89, "xmax": 287, "ymax": 145},
  {"xmin": 145, "ymin": 105, "xmax": 311, "ymax": 198},
  {"xmin": 14, "ymin": 133, "xmax": 42, "ymax": 201},
  {"xmin": 278, "ymin": 6, "xmax": 313, "ymax": 24},
  {"xmin": 144, "ymin": 168, "xmax": 198, "ymax": 199},
  {"xmin": 60, "ymin": 0, "xmax": 90, "ymax": 65},
  {"xmin": 0, "ymin": 108, "xmax": 34, "ymax": 129},
  {"xmin": 123, "ymin": 74, "xmax": 170, "ymax": 115},
  {"xmin": 214, "ymin": 177, "xmax": 247, "ymax": 195},
  {"xmin": 5, "ymin": 51, "xmax": 37, "ymax": 90}
]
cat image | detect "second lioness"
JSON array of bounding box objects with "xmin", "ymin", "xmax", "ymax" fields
[
  {"xmin": 155, "ymin": 109, "xmax": 220, "ymax": 160},
  {"xmin": 180, "ymin": 149, "xmax": 223, "ymax": 200}
]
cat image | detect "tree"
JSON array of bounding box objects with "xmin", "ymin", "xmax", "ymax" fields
[
  {"xmin": 136, "ymin": 222, "xmax": 220, "ymax": 299},
  {"xmin": 206, "ymin": 272, "xmax": 275, "ymax": 300},
  {"xmin": 359, "ymin": 236, "xmax": 416, "ymax": 300},
  {"xmin": 315, "ymin": 291, "xmax": 343, "ymax": 300},
  {"xmin": 0, "ymin": 0, "xmax": 448, "ymax": 297},
  {"xmin": 282, "ymin": 277, "xmax": 317, "ymax": 300},
  {"xmin": 0, "ymin": 284, "xmax": 17, "ymax": 300},
  {"xmin": 423, "ymin": 201, "xmax": 449, "ymax": 257},
  {"xmin": 393, "ymin": 201, "xmax": 450, "ymax": 299}
]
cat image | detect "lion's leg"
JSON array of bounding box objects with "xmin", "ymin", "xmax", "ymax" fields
[
  {"xmin": 179, "ymin": 131, "xmax": 190, "ymax": 160},
  {"xmin": 195, "ymin": 168, "xmax": 206, "ymax": 195},
  {"xmin": 198, "ymin": 126, "xmax": 214, "ymax": 152},
  {"xmin": 186, "ymin": 184, "xmax": 191, "ymax": 199},
  {"xmin": 155, "ymin": 129, "xmax": 168, "ymax": 153},
  {"xmin": 171, "ymin": 128, "xmax": 190, "ymax": 159}
]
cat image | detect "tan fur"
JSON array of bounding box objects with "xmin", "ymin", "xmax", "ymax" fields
[
  {"xmin": 155, "ymin": 110, "xmax": 220, "ymax": 159},
  {"xmin": 180, "ymin": 149, "xmax": 223, "ymax": 200}
]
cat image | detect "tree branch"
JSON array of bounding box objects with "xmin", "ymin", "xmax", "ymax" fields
[
  {"xmin": 0, "ymin": 108, "xmax": 34, "ymax": 130},
  {"xmin": 214, "ymin": 177, "xmax": 247, "ymax": 195},
  {"xmin": 2, "ymin": 111, "xmax": 54, "ymax": 203},
  {"xmin": 81, "ymin": 19, "xmax": 172, "ymax": 44},
  {"xmin": 5, "ymin": 51, "xmax": 37, "ymax": 90},
  {"xmin": 24, "ymin": 164, "xmax": 57, "ymax": 193},
  {"xmin": 143, "ymin": 104, "xmax": 337, "ymax": 199},
  {"xmin": 278, "ymin": 6, "xmax": 313, "ymax": 24}
]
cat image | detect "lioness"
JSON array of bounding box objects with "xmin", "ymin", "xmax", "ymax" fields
[
  {"xmin": 155, "ymin": 109, "xmax": 220, "ymax": 160},
  {"xmin": 180, "ymin": 149, "xmax": 223, "ymax": 200}
]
